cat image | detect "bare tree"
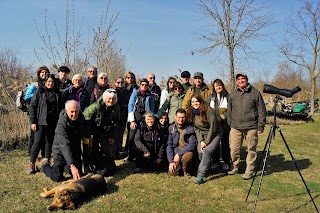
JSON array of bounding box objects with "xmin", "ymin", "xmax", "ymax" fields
[
  {"xmin": 279, "ymin": 0, "xmax": 320, "ymax": 116},
  {"xmin": 196, "ymin": 0, "xmax": 274, "ymax": 88},
  {"xmin": 34, "ymin": 0, "xmax": 126, "ymax": 81}
]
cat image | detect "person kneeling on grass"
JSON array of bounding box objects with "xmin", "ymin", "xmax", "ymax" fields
[
  {"xmin": 166, "ymin": 108, "xmax": 197, "ymax": 178},
  {"xmin": 133, "ymin": 112, "xmax": 165, "ymax": 173},
  {"xmin": 37, "ymin": 100, "xmax": 85, "ymax": 182}
]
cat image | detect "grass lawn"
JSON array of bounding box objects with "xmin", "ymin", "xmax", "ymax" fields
[{"xmin": 0, "ymin": 117, "xmax": 320, "ymax": 212}]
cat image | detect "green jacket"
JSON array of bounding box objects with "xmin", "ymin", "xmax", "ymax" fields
[
  {"xmin": 157, "ymin": 92, "xmax": 185, "ymax": 124},
  {"xmin": 182, "ymin": 83, "xmax": 212, "ymax": 111},
  {"xmin": 193, "ymin": 107, "xmax": 221, "ymax": 145},
  {"xmin": 83, "ymin": 96, "xmax": 120, "ymax": 139}
]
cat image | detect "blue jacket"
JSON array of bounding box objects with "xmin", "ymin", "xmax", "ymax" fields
[
  {"xmin": 127, "ymin": 88, "xmax": 155, "ymax": 122},
  {"xmin": 166, "ymin": 123, "xmax": 197, "ymax": 163},
  {"xmin": 24, "ymin": 82, "xmax": 37, "ymax": 101}
]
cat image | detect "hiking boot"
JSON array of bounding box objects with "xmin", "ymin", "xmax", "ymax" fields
[
  {"xmin": 242, "ymin": 173, "xmax": 253, "ymax": 180},
  {"xmin": 35, "ymin": 158, "xmax": 48, "ymax": 172},
  {"xmin": 228, "ymin": 168, "xmax": 238, "ymax": 175},
  {"xmin": 133, "ymin": 167, "xmax": 142, "ymax": 174},
  {"xmin": 194, "ymin": 175, "xmax": 206, "ymax": 184},
  {"xmin": 211, "ymin": 163, "xmax": 219, "ymax": 170},
  {"xmin": 222, "ymin": 163, "xmax": 230, "ymax": 171},
  {"xmin": 27, "ymin": 163, "xmax": 36, "ymax": 174}
]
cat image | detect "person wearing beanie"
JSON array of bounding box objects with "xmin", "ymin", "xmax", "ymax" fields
[
  {"xmin": 182, "ymin": 72, "xmax": 212, "ymax": 111},
  {"xmin": 56, "ymin": 66, "xmax": 72, "ymax": 93},
  {"xmin": 181, "ymin": 70, "xmax": 192, "ymax": 93}
]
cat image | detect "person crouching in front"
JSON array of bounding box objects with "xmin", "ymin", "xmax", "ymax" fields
[{"xmin": 133, "ymin": 112, "xmax": 164, "ymax": 173}]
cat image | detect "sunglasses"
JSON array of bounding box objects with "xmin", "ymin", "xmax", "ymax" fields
[
  {"xmin": 174, "ymin": 87, "xmax": 182, "ymax": 90},
  {"xmin": 140, "ymin": 83, "xmax": 148, "ymax": 87},
  {"xmin": 116, "ymin": 81, "xmax": 124, "ymax": 84},
  {"xmin": 169, "ymin": 81, "xmax": 175, "ymax": 84},
  {"xmin": 149, "ymin": 77, "xmax": 155, "ymax": 80},
  {"xmin": 106, "ymin": 89, "xmax": 117, "ymax": 93},
  {"xmin": 126, "ymin": 76, "xmax": 134, "ymax": 79},
  {"xmin": 100, "ymin": 77, "xmax": 108, "ymax": 80}
]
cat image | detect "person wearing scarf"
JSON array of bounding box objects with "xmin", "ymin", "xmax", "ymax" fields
[{"xmin": 90, "ymin": 72, "xmax": 110, "ymax": 104}]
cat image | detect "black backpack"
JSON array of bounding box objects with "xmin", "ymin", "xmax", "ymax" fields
[{"xmin": 16, "ymin": 85, "xmax": 30, "ymax": 112}]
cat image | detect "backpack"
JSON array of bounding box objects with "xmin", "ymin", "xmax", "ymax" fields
[{"xmin": 16, "ymin": 85, "xmax": 30, "ymax": 112}]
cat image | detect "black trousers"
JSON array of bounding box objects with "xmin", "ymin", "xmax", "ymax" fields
[
  {"xmin": 114, "ymin": 115, "xmax": 127, "ymax": 157},
  {"xmin": 43, "ymin": 158, "xmax": 82, "ymax": 182},
  {"xmin": 30, "ymin": 124, "xmax": 55, "ymax": 163},
  {"xmin": 125, "ymin": 122, "xmax": 141, "ymax": 159},
  {"xmin": 212, "ymin": 130, "xmax": 231, "ymax": 165}
]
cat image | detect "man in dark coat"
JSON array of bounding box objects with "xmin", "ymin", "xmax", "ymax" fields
[
  {"xmin": 147, "ymin": 73, "xmax": 161, "ymax": 113},
  {"xmin": 38, "ymin": 100, "xmax": 85, "ymax": 182}
]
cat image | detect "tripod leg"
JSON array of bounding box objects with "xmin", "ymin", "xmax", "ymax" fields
[
  {"xmin": 277, "ymin": 127, "xmax": 319, "ymax": 213},
  {"xmin": 245, "ymin": 125, "xmax": 274, "ymax": 202}
]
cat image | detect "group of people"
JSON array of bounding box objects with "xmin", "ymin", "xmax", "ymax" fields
[{"xmin": 24, "ymin": 66, "xmax": 267, "ymax": 184}]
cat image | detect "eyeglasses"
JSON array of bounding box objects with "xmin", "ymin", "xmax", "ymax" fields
[
  {"xmin": 88, "ymin": 70, "xmax": 96, "ymax": 73},
  {"xmin": 140, "ymin": 83, "xmax": 148, "ymax": 87},
  {"xmin": 116, "ymin": 81, "xmax": 123, "ymax": 84},
  {"xmin": 174, "ymin": 87, "xmax": 182, "ymax": 90},
  {"xmin": 100, "ymin": 77, "xmax": 108, "ymax": 80},
  {"xmin": 169, "ymin": 81, "xmax": 175, "ymax": 84},
  {"xmin": 74, "ymin": 79, "xmax": 82, "ymax": 82},
  {"xmin": 149, "ymin": 77, "xmax": 155, "ymax": 80},
  {"xmin": 126, "ymin": 76, "xmax": 134, "ymax": 79},
  {"xmin": 106, "ymin": 89, "xmax": 117, "ymax": 93}
]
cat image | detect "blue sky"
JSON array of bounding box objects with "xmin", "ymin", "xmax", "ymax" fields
[{"xmin": 0, "ymin": 0, "xmax": 304, "ymax": 84}]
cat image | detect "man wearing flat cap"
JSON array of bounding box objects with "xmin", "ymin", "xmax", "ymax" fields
[
  {"xmin": 182, "ymin": 72, "xmax": 212, "ymax": 111},
  {"xmin": 227, "ymin": 72, "xmax": 266, "ymax": 180},
  {"xmin": 180, "ymin": 70, "xmax": 192, "ymax": 93}
]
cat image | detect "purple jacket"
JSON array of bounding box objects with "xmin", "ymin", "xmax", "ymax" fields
[{"xmin": 166, "ymin": 123, "xmax": 197, "ymax": 163}]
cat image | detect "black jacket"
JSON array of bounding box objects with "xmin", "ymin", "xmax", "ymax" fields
[
  {"xmin": 52, "ymin": 110, "xmax": 85, "ymax": 168},
  {"xmin": 90, "ymin": 84, "xmax": 110, "ymax": 104},
  {"xmin": 29, "ymin": 87, "xmax": 62, "ymax": 125},
  {"xmin": 149, "ymin": 84, "xmax": 161, "ymax": 113}
]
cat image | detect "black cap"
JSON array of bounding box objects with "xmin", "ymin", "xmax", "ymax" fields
[
  {"xmin": 181, "ymin": 71, "xmax": 191, "ymax": 78},
  {"xmin": 140, "ymin": 78, "xmax": 149, "ymax": 85},
  {"xmin": 58, "ymin": 66, "xmax": 71, "ymax": 73}
]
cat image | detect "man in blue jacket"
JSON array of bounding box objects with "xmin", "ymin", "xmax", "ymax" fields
[{"xmin": 167, "ymin": 108, "xmax": 197, "ymax": 177}]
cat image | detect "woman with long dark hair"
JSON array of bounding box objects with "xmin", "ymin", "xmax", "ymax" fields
[
  {"xmin": 208, "ymin": 79, "xmax": 231, "ymax": 171},
  {"xmin": 186, "ymin": 94, "xmax": 221, "ymax": 184},
  {"xmin": 28, "ymin": 74, "xmax": 62, "ymax": 174}
]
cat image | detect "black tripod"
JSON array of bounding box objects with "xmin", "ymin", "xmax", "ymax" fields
[{"xmin": 245, "ymin": 95, "xmax": 319, "ymax": 213}]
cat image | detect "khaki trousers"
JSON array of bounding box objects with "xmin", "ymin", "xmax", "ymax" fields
[
  {"xmin": 168, "ymin": 152, "xmax": 194, "ymax": 176},
  {"xmin": 229, "ymin": 128, "xmax": 258, "ymax": 175}
]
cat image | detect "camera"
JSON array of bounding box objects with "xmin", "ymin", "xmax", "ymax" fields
[{"xmin": 263, "ymin": 84, "xmax": 301, "ymax": 98}]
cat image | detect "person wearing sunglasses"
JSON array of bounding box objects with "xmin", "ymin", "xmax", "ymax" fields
[
  {"xmin": 157, "ymin": 82, "xmax": 185, "ymax": 124},
  {"xmin": 147, "ymin": 73, "xmax": 161, "ymax": 113},
  {"xmin": 84, "ymin": 66, "xmax": 98, "ymax": 101},
  {"xmin": 125, "ymin": 78, "xmax": 155, "ymax": 162},
  {"xmin": 83, "ymin": 89, "xmax": 120, "ymax": 176},
  {"xmin": 182, "ymin": 72, "xmax": 212, "ymax": 111},
  {"xmin": 159, "ymin": 76, "xmax": 177, "ymax": 109},
  {"xmin": 114, "ymin": 77, "xmax": 131, "ymax": 159},
  {"xmin": 90, "ymin": 73, "xmax": 110, "ymax": 104},
  {"xmin": 124, "ymin": 71, "xmax": 138, "ymax": 95}
]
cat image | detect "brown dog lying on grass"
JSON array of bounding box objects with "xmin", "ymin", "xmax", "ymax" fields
[{"xmin": 40, "ymin": 173, "xmax": 107, "ymax": 211}]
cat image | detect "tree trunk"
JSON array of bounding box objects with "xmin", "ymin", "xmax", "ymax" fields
[
  {"xmin": 229, "ymin": 48, "xmax": 235, "ymax": 89},
  {"xmin": 310, "ymin": 77, "xmax": 316, "ymax": 116}
]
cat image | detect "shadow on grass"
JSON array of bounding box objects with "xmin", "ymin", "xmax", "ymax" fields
[{"xmin": 237, "ymin": 147, "xmax": 312, "ymax": 176}]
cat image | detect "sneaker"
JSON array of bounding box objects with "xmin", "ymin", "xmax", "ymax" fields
[
  {"xmin": 242, "ymin": 173, "xmax": 253, "ymax": 180},
  {"xmin": 35, "ymin": 158, "xmax": 48, "ymax": 172},
  {"xmin": 222, "ymin": 163, "xmax": 230, "ymax": 171},
  {"xmin": 133, "ymin": 167, "xmax": 142, "ymax": 174},
  {"xmin": 27, "ymin": 163, "xmax": 36, "ymax": 174},
  {"xmin": 227, "ymin": 168, "xmax": 238, "ymax": 175},
  {"xmin": 194, "ymin": 175, "xmax": 206, "ymax": 184}
]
